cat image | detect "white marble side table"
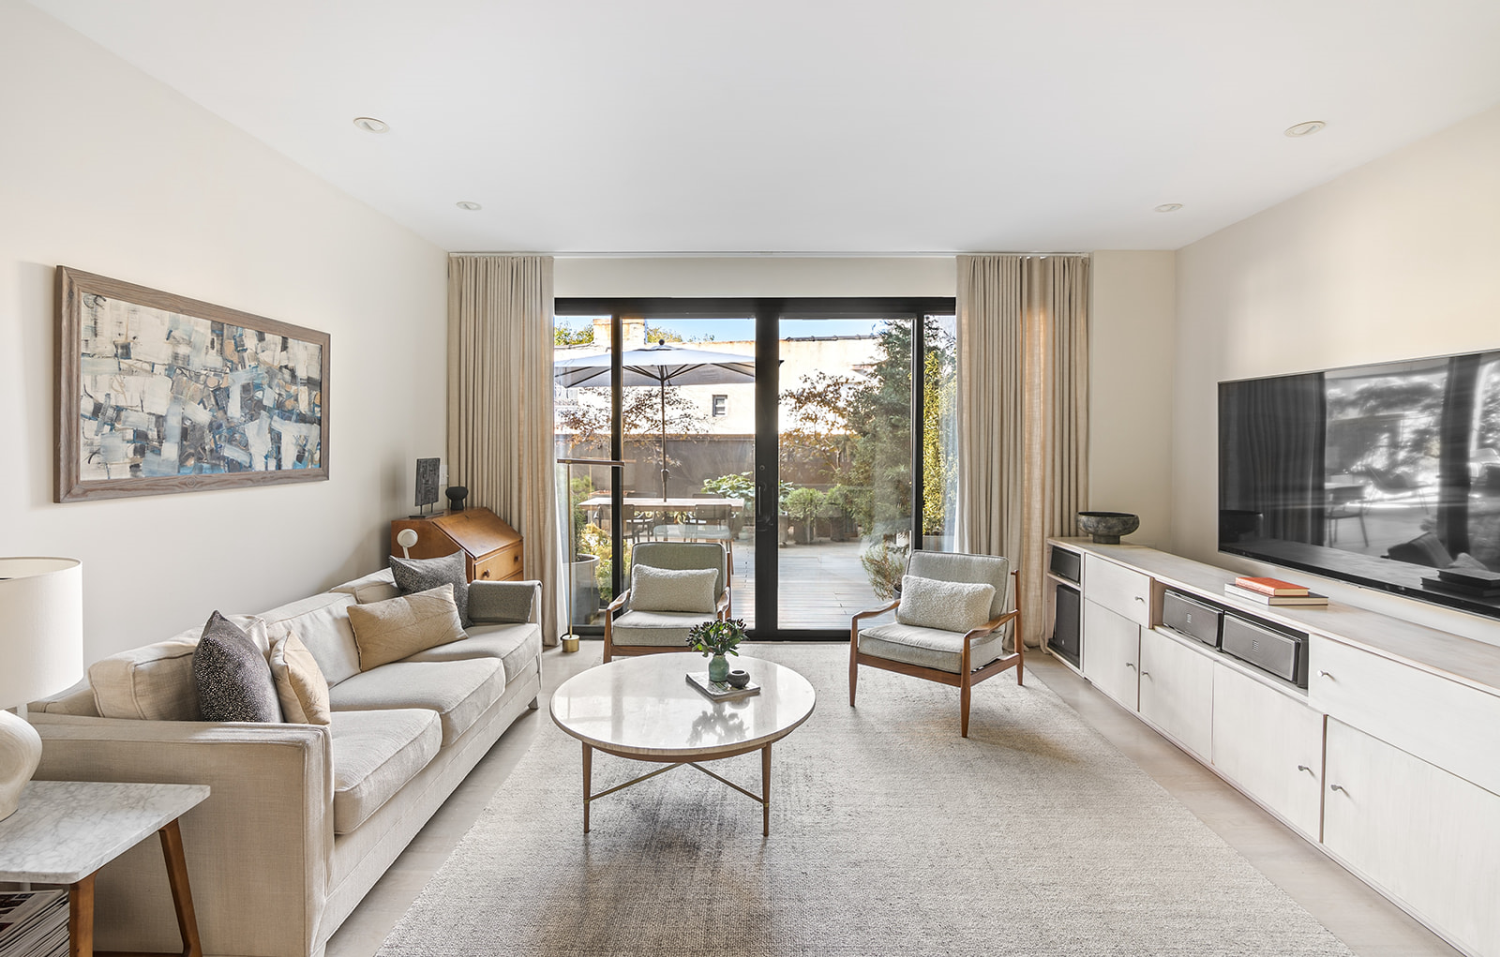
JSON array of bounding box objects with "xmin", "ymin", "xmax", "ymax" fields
[{"xmin": 0, "ymin": 780, "xmax": 209, "ymax": 957}]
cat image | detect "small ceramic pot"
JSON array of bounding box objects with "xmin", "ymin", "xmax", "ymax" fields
[{"xmin": 725, "ymin": 669, "xmax": 750, "ymax": 689}]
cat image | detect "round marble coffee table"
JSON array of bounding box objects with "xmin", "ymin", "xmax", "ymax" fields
[{"xmin": 550, "ymin": 654, "xmax": 816, "ymax": 836}]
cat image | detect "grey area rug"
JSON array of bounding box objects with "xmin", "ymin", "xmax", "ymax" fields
[{"xmin": 380, "ymin": 645, "xmax": 1353, "ymax": 957}]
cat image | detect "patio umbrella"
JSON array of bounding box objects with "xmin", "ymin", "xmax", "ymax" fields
[{"xmin": 554, "ymin": 340, "xmax": 757, "ymax": 499}]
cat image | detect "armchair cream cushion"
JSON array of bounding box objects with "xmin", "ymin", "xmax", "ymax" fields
[
  {"xmin": 630, "ymin": 565, "xmax": 717, "ymax": 613},
  {"xmin": 896, "ymin": 576, "xmax": 995, "ymax": 633}
]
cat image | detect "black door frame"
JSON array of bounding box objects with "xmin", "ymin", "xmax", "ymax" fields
[{"xmin": 555, "ymin": 296, "xmax": 956, "ymax": 640}]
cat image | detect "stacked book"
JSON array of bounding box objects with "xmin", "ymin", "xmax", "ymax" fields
[
  {"xmin": 0, "ymin": 890, "xmax": 68, "ymax": 957},
  {"xmin": 1224, "ymin": 576, "xmax": 1328, "ymax": 606},
  {"xmin": 1421, "ymin": 566, "xmax": 1500, "ymax": 600}
]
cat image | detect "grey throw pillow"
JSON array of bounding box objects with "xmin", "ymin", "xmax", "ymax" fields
[
  {"xmin": 390, "ymin": 552, "xmax": 471, "ymax": 627},
  {"xmin": 193, "ymin": 611, "xmax": 283, "ymax": 722}
]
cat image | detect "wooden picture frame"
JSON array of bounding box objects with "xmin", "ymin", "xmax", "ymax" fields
[{"xmin": 56, "ymin": 267, "xmax": 330, "ymax": 502}]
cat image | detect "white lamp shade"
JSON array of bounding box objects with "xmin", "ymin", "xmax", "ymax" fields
[{"xmin": 0, "ymin": 558, "xmax": 84, "ymax": 708}]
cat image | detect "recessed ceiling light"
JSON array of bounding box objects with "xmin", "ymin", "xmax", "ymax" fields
[
  {"xmin": 455, "ymin": 201, "xmax": 483, "ymax": 211},
  {"xmin": 1284, "ymin": 120, "xmax": 1326, "ymax": 138},
  {"xmin": 1154, "ymin": 203, "xmax": 1183, "ymax": 213},
  {"xmin": 352, "ymin": 117, "xmax": 389, "ymax": 134}
]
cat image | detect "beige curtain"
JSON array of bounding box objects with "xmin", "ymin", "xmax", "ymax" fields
[
  {"xmin": 957, "ymin": 255, "xmax": 1090, "ymax": 647},
  {"xmin": 448, "ymin": 255, "xmax": 562, "ymax": 644}
]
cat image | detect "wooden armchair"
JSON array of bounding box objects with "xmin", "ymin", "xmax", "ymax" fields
[
  {"xmin": 603, "ymin": 542, "xmax": 731, "ymax": 662},
  {"xmin": 849, "ymin": 551, "xmax": 1022, "ymax": 737}
]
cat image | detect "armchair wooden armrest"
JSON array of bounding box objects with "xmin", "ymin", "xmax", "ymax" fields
[
  {"xmin": 716, "ymin": 590, "xmax": 732, "ymax": 621},
  {"xmin": 962, "ymin": 607, "xmax": 1019, "ymax": 644},
  {"xmin": 849, "ymin": 599, "xmax": 901, "ymax": 649},
  {"xmin": 605, "ymin": 589, "xmax": 631, "ymax": 615}
]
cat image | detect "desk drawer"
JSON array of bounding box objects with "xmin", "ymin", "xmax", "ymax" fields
[
  {"xmin": 1309, "ymin": 635, "xmax": 1500, "ymax": 796},
  {"xmin": 1083, "ymin": 554, "xmax": 1152, "ymax": 627},
  {"xmin": 474, "ymin": 543, "xmax": 524, "ymax": 582}
]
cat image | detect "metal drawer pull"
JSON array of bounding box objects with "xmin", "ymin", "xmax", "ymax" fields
[
  {"xmin": 1125, "ymin": 662, "xmax": 1136, "ymax": 670},
  {"xmin": 1329, "ymin": 784, "xmax": 1347, "ymax": 793},
  {"xmin": 1134, "ymin": 596, "xmax": 1145, "ymax": 602},
  {"xmin": 1318, "ymin": 670, "xmax": 1334, "ymax": 680},
  {"xmin": 1140, "ymin": 671, "xmax": 1151, "ymax": 678},
  {"xmin": 1297, "ymin": 765, "xmax": 1315, "ymax": 775}
]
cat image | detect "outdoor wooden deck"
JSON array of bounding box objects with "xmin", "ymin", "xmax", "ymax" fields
[{"xmin": 728, "ymin": 539, "xmax": 890, "ymax": 632}]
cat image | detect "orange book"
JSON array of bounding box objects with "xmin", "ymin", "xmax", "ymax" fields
[{"xmin": 1234, "ymin": 576, "xmax": 1309, "ymax": 597}]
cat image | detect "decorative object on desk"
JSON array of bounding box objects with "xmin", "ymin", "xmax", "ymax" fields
[
  {"xmin": 686, "ymin": 618, "xmax": 746, "ymax": 683},
  {"xmin": 56, "ymin": 267, "xmax": 328, "ymax": 502},
  {"xmin": 0, "ymin": 558, "xmax": 83, "ymax": 821},
  {"xmin": 1233, "ymin": 576, "xmax": 1309, "ymax": 597},
  {"xmin": 1223, "ymin": 584, "xmax": 1328, "ymax": 606},
  {"xmin": 1076, "ymin": 511, "xmax": 1140, "ymax": 544},
  {"xmin": 445, "ymin": 485, "xmax": 468, "ymax": 512},
  {"xmin": 413, "ymin": 458, "xmax": 441, "ymax": 517},
  {"xmin": 725, "ymin": 668, "xmax": 750, "ymax": 689},
  {"xmin": 395, "ymin": 527, "xmax": 419, "ymax": 559},
  {"xmin": 685, "ymin": 670, "xmax": 761, "ymax": 701}
]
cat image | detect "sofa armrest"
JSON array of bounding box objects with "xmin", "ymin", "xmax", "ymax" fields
[
  {"xmin": 31, "ymin": 713, "xmax": 333, "ymax": 957},
  {"xmin": 469, "ymin": 579, "xmax": 541, "ymax": 624}
]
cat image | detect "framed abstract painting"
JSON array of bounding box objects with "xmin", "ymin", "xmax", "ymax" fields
[{"xmin": 56, "ymin": 267, "xmax": 330, "ymax": 502}]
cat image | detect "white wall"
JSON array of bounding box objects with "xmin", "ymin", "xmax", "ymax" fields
[
  {"xmin": 1174, "ymin": 105, "xmax": 1500, "ymax": 641},
  {"xmin": 0, "ymin": 0, "xmax": 449, "ymax": 662},
  {"xmin": 1090, "ymin": 251, "xmax": 1176, "ymax": 547}
]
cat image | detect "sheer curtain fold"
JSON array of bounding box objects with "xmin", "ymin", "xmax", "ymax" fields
[
  {"xmin": 448, "ymin": 255, "xmax": 562, "ymax": 645},
  {"xmin": 957, "ymin": 255, "xmax": 1090, "ymax": 648}
]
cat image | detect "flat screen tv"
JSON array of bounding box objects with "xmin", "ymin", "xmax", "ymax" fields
[{"xmin": 1219, "ymin": 349, "xmax": 1500, "ymax": 619}]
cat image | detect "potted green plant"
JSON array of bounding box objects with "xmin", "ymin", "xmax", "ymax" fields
[
  {"xmin": 686, "ymin": 618, "xmax": 746, "ymax": 683},
  {"xmin": 783, "ymin": 486, "xmax": 826, "ymax": 544}
]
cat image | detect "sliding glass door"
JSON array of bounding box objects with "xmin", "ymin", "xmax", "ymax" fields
[{"xmin": 555, "ymin": 298, "xmax": 955, "ymax": 640}]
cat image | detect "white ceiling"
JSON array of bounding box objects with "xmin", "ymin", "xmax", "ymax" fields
[{"xmin": 28, "ymin": 0, "xmax": 1500, "ymax": 254}]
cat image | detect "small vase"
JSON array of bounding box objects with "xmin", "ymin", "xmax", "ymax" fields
[{"xmin": 709, "ymin": 654, "xmax": 729, "ymax": 683}]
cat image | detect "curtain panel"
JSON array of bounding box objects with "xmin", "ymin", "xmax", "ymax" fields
[
  {"xmin": 957, "ymin": 255, "xmax": 1090, "ymax": 648},
  {"xmin": 448, "ymin": 255, "xmax": 562, "ymax": 644}
]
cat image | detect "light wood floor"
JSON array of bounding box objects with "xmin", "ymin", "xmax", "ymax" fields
[{"xmin": 325, "ymin": 644, "xmax": 1460, "ymax": 957}]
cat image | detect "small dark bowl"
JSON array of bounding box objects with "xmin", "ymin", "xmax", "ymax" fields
[
  {"xmin": 725, "ymin": 669, "xmax": 750, "ymax": 689},
  {"xmin": 1077, "ymin": 511, "xmax": 1140, "ymax": 545}
]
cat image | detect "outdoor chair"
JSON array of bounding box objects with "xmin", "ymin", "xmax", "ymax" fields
[
  {"xmin": 849, "ymin": 551, "xmax": 1022, "ymax": 737},
  {"xmin": 604, "ymin": 541, "xmax": 731, "ymax": 662}
]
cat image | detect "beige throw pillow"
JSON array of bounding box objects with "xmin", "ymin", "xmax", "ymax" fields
[
  {"xmin": 896, "ymin": 576, "xmax": 996, "ymax": 634},
  {"xmin": 269, "ymin": 633, "xmax": 332, "ymax": 725},
  {"xmin": 346, "ymin": 584, "xmax": 466, "ymax": 671},
  {"xmin": 630, "ymin": 565, "xmax": 718, "ymax": 614}
]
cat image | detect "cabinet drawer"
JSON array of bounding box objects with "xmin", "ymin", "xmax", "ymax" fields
[
  {"xmin": 1083, "ymin": 554, "xmax": 1152, "ymax": 627},
  {"xmin": 474, "ymin": 543, "xmax": 524, "ymax": 582},
  {"xmin": 1324, "ymin": 720, "xmax": 1500, "ymax": 957},
  {"xmin": 1082, "ymin": 598, "xmax": 1140, "ymax": 711},
  {"xmin": 1140, "ymin": 628, "xmax": 1214, "ymax": 759},
  {"xmin": 1211, "ymin": 663, "xmax": 1323, "ymax": 840},
  {"xmin": 1309, "ymin": 635, "xmax": 1500, "ymax": 796}
]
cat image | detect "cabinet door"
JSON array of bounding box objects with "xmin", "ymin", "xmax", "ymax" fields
[
  {"xmin": 1324, "ymin": 720, "xmax": 1500, "ymax": 957},
  {"xmin": 1211, "ymin": 663, "xmax": 1323, "ymax": 839},
  {"xmin": 1082, "ymin": 599, "xmax": 1140, "ymax": 711},
  {"xmin": 1139, "ymin": 628, "xmax": 1214, "ymax": 759}
]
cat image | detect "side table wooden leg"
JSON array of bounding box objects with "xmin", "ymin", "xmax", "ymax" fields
[
  {"xmin": 583, "ymin": 742, "xmax": 592, "ymax": 834},
  {"xmin": 69, "ymin": 873, "xmax": 95, "ymax": 957},
  {"xmin": 158, "ymin": 819, "xmax": 203, "ymax": 957},
  {"xmin": 762, "ymin": 743, "xmax": 772, "ymax": 837}
]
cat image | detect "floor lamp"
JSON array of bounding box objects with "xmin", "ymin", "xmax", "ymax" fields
[{"xmin": 0, "ymin": 558, "xmax": 83, "ymax": 821}]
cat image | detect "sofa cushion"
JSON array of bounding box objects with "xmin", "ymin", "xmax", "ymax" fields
[
  {"xmin": 468, "ymin": 580, "xmax": 536, "ymax": 624},
  {"xmin": 269, "ymin": 634, "xmax": 332, "ymax": 726},
  {"xmin": 328, "ymin": 709, "xmax": 442, "ymax": 834},
  {"xmin": 630, "ymin": 565, "xmax": 717, "ymax": 613},
  {"xmin": 260, "ymin": 592, "xmax": 362, "ymax": 686},
  {"xmin": 329, "ymin": 568, "xmax": 401, "ymax": 605},
  {"xmin": 390, "ymin": 552, "xmax": 471, "ymax": 627},
  {"xmin": 327, "ymin": 659, "xmax": 501, "ymax": 746},
  {"xmin": 405, "ymin": 621, "xmax": 538, "ymax": 687},
  {"xmin": 611, "ymin": 609, "xmax": 714, "ymax": 648},
  {"xmin": 896, "ymin": 575, "xmax": 995, "ymax": 634},
  {"xmin": 89, "ymin": 614, "xmax": 267, "ymax": 721},
  {"xmin": 858, "ymin": 621, "xmax": 1005, "ymax": 675},
  {"xmin": 346, "ymin": 585, "xmax": 466, "ymax": 671},
  {"xmin": 194, "ymin": 612, "xmax": 283, "ymax": 723}
]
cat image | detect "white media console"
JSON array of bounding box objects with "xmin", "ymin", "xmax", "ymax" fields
[{"xmin": 1046, "ymin": 538, "xmax": 1500, "ymax": 957}]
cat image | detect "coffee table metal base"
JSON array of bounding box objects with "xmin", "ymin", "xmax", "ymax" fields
[{"xmin": 581, "ymin": 741, "xmax": 774, "ymax": 836}]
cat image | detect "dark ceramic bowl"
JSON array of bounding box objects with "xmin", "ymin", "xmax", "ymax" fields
[
  {"xmin": 725, "ymin": 669, "xmax": 750, "ymax": 689},
  {"xmin": 1077, "ymin": 511, "xmax": 1140, "ymax": 545}
]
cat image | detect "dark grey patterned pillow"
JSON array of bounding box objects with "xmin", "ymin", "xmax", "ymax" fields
[
  {"xmin": 390, "ymin": 552, "xmax": 471, "ymax": 627},
  {"xmin": 193, "ymin": 611, "xmax": 282, "ymax": 722}
]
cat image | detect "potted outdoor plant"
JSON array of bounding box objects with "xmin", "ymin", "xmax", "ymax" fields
[{"xmin": 686, "ymin": 618, "xmax": 746, "ymax": 683}]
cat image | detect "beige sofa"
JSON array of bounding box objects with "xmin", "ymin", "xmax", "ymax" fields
[{"xmin": 28, "ymin": 568, "xmax": 542, "ymax": 957}]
